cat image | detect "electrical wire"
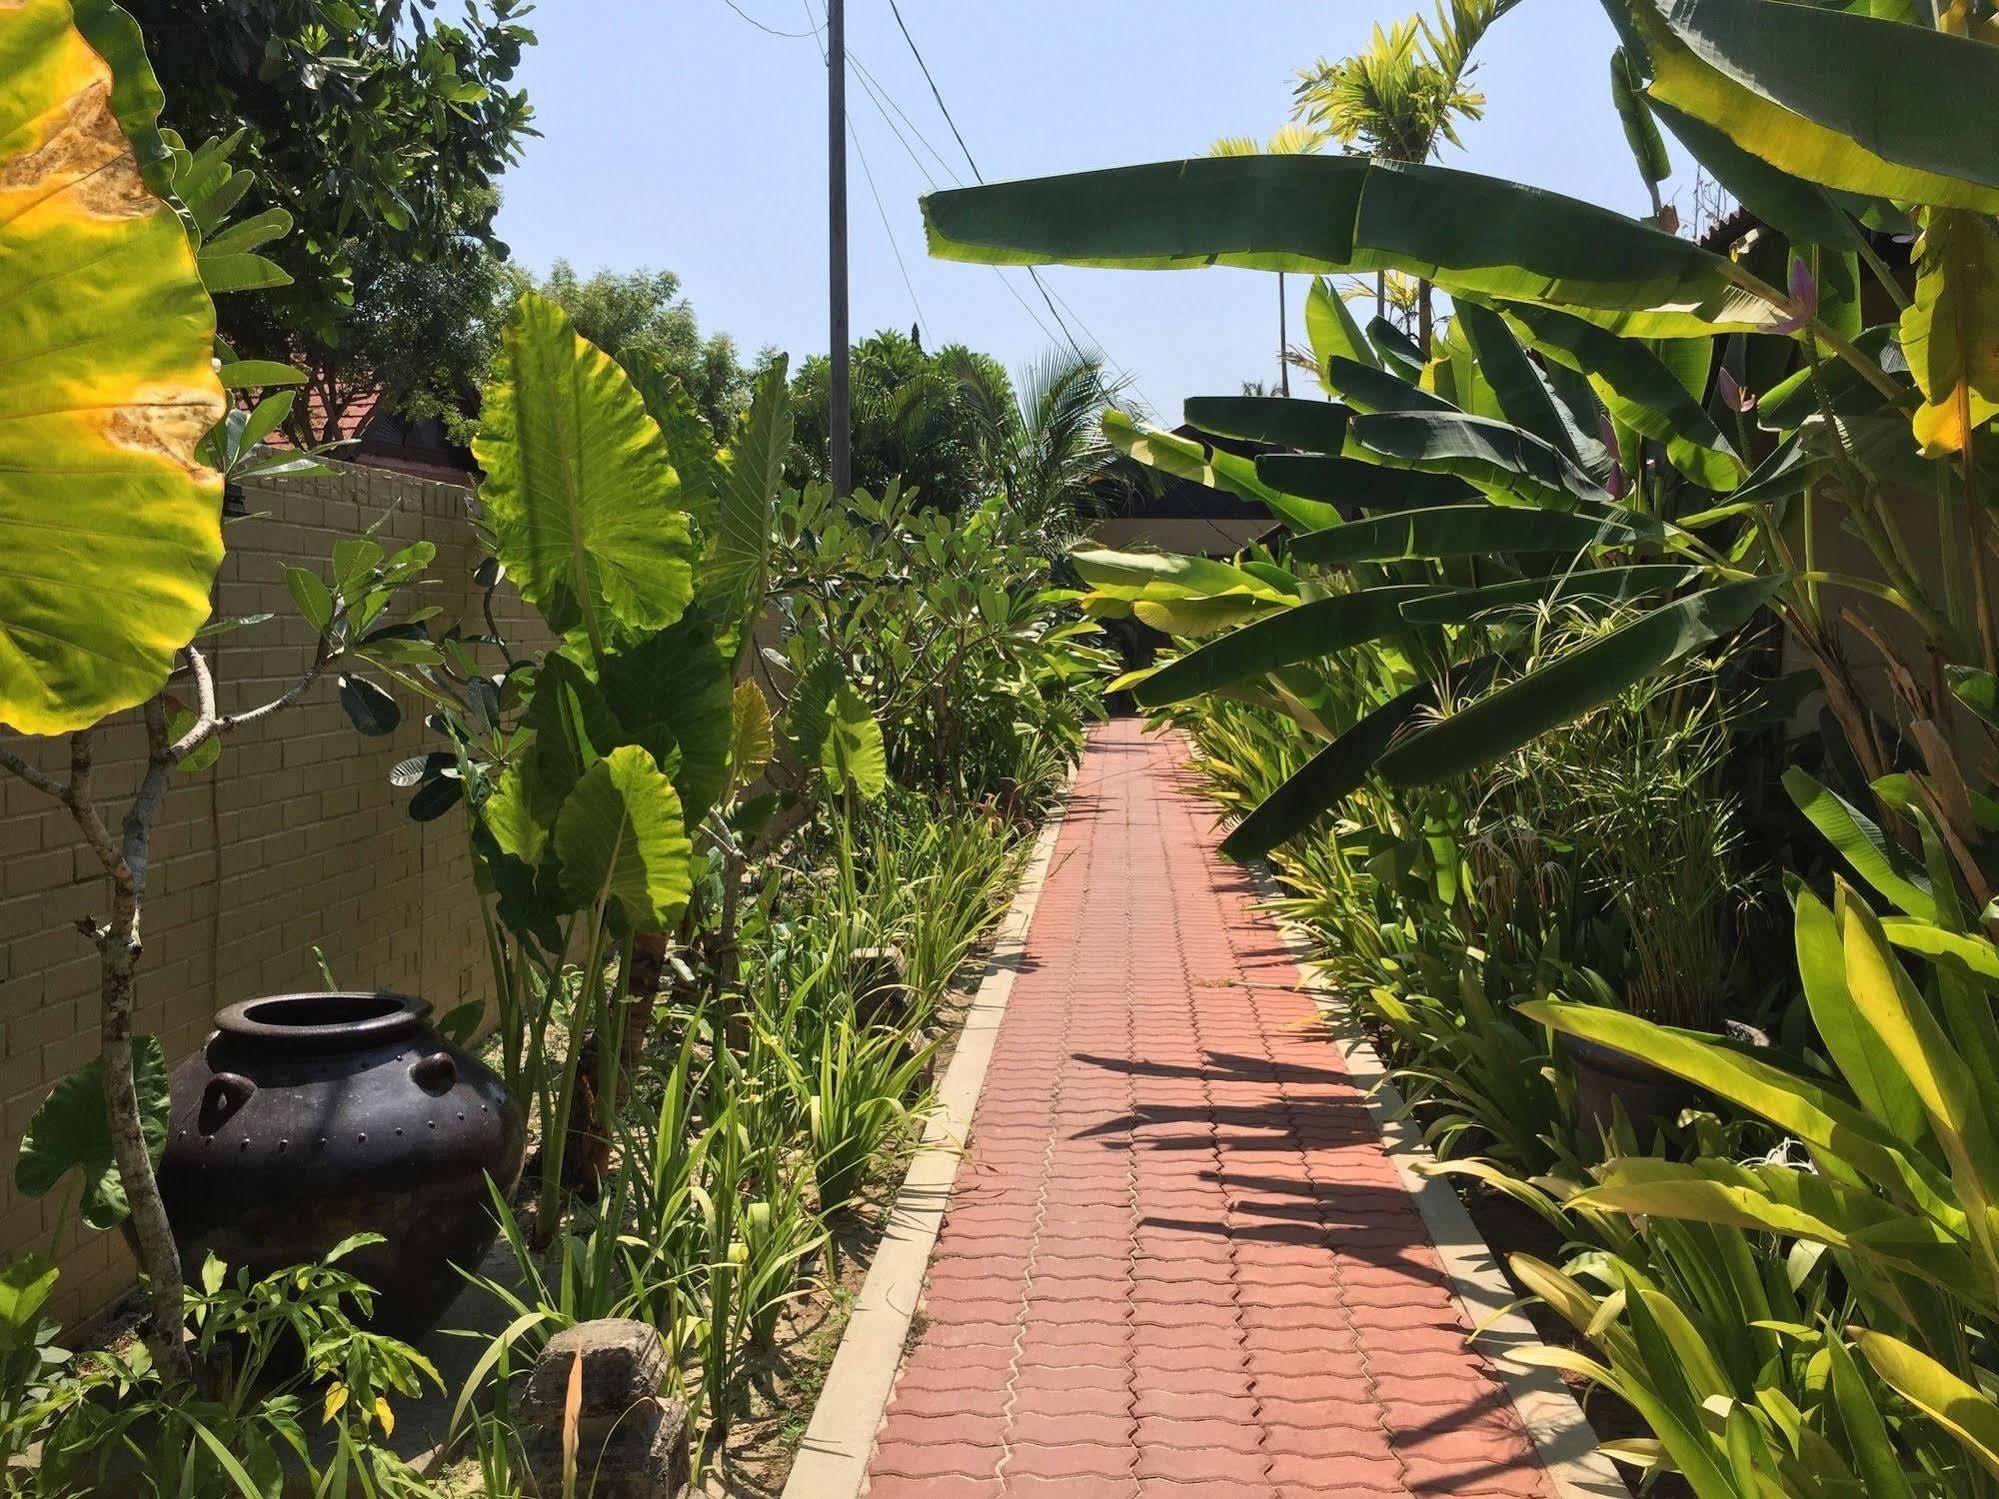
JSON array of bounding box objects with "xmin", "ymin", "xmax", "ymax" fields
[
  {"xmin": 880, "ymin": 0, "xmax": 1149, "ymax": 410},
  {"xmin": 719, "ymin": 0, "xmax": 823, "ymax": 40}
]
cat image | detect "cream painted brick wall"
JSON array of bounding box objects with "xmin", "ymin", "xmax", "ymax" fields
[{"xmin": 0, "ymin": 460, "xmax": 546, "ymax": 1327}]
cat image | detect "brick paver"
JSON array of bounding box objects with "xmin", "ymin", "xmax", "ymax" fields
[{"xmin": 864, "ymin": 719, "xmax": 1556, "ymax": 1498}]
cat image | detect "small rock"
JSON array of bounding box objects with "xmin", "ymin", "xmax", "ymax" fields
[
  {"xmin": 518, "ymin": 1395, "xmax": 690, "ymax": 1499},
  {"xmin": 516, "ymin": 1318, "xmax": 666, "ymax": 1426}
]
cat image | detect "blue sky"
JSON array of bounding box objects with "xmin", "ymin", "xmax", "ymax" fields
[{"xmin": 494, "ymin": 0, "xmax": 1694, "ymax": 421}]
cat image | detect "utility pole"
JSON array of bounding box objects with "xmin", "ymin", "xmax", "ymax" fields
[{"xmin": 827, "ymin": 0, "xmax": 852, "ymax": 498}]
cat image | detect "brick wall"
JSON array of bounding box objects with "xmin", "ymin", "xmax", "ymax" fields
[{"xmin": 0, "ymin": 460, "xmax": 538, "ymax": 1325}]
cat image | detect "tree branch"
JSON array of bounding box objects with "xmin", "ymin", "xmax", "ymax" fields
[{"xmin": 0, "ymin": 740, "xmax": 68, "ymax": 802}]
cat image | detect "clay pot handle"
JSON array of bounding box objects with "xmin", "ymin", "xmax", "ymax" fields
[
  {"xmin": 411, "ymin": 1052, "xmax": 458, "ymax": 1095},
  {"xmin": 199, "ymin": 1072, "xmax": 256, "ymax": 1134}
]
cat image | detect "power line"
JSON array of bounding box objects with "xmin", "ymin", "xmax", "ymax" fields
[
  {"xmin": 719, "ymin": 0, "xmax": 822, "ymax": 39},
  {"xmin": 885, "ymin": 0, "xmax": 984, "ymax": 183},
  {"xmin": 850, "ymin": 120, "xmax": 929, "ymax": 343},
  {"xmin": 879, "ymin": 0, "xmax": 1149, "ymax": 411}
]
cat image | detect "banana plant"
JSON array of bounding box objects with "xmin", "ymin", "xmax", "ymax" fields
[{"xmin": 922, "ymin": 0, "xmax": 1999, "ymax": 868}]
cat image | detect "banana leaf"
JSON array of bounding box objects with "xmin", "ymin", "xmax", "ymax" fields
[
  {"xmin": 1346, "ymin": 410, "xmax": 1618, "ymax": 509},
  {"xmin": 1376, "ymin": 578, "xmax": 1777, "ymax": 785},
  {"xmin": 1219, "ymin": 656, "xmax": 1506, "ymax": 859},
  {"xmin": 921, "ymin": 154, "xmax": 1783, "ymax": 337},
  {"xmin": 1305, "ymin": 275, "xmax": 1379, "ymax": 384},
  {"xmin": 1323, "ymin": 354, "xmax": 1460, "ymax": 415},
  {"xmin": 1649, "ymin": 98, "xmax": 1864, "ymax": 255},
  {"xmin": 1396, "ymin": 563, "xmax": 1698, "ymax": 623},
  {"xmin": 1499, "ymin": 304, "xmax": 1744, "ymax": 491},
  {"xmin": 1183, "ymin": 396, "xmax": 1349, "ymax": 454},
  {"xmin": 1451, "ymin": 300, "xmax": 1583, "ymax": 462},
  {"xmin": 1627, "ymin": 0, "xmax": 1999, "ymax": 213},
  {"xmin": 1254, "ymin": 455, "xmax": 1475, "ymax": 514},
  {"xmin": 1286, "ymin": 504, "xmax": 1655, "ymax": 566},
  {"xmin": 1133, "ymin": 587, "xmax": 1442, "ymax": 707}
]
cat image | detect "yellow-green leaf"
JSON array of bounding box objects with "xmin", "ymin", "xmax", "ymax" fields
[
  {"xmin": 0, "ymin": 0, "xmax": 226, "ymax": 734},
  {"xmin": 1852, "ymin": 1329, "xmax": 1999, "ymax": 1478},
  {"xmin": 1901, "ymin": 208, "xmax": 1999, "ymax": 456},
  {"xmin": 472, "ymin": 293, "xmax": 693, "ymax": 660}
]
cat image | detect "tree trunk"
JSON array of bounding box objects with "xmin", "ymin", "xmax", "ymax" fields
[
  {"xmin": 100, "ymin": 889, "xmax": 188, "ymax": 1386},
  {"xmin": 1277, "ymin": 272, "xmax": 1291, "ymax": 397},
  {"xmin": 1418, "ymin": 278, "xmax": 1434, "ymax": 357}
]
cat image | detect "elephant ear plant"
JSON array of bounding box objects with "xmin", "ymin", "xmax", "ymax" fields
[
  {"xmin": 380, "ymin": 291, "xmax": 893, "ymax": 1231},
  {"xmin": 0, "ymin": 0, "xmax": 440, "ymax": 1388}
]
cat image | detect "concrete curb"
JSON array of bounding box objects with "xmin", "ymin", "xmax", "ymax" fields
[
  {"xmin": 1252, "ymin": 868, "xmax": 1628, "ymax": 1499},
  {"xmin": 781, "ymin": 770, "xmax": 1075, "ymax": 1499}
]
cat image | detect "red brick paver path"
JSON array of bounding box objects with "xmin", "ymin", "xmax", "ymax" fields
[{"xmin": 863, "ymin": 719, "xmax": 1557, "ymax": 1499}]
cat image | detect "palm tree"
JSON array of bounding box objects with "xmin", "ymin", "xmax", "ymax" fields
[
  {"xmin": 1206, "ymin": 126, "xmax": 1324, "ymax": 396},
  {"xmin": 1290, "ymin": 0, "xmax": 1517, "ymax": 346},
  {"xmin": 943, "ymin": 346, "xmax": 1124, "ymax": 547}
]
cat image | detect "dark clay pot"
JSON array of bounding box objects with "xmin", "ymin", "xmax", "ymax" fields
[
  {"xmin": 1562, "ymin": 1031, "xmax": 1699, "ymax": 1144},
  {"xmin": 158, "ymin": 993, "xmax": 524, "ymax": 1339}
]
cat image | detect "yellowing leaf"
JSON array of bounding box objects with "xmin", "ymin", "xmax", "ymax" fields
[
  {"xmin": 322, "ymin": 1382, "xmax": 349, "ymax": 1425},
  {"xmin": 1901, "ymin": 208, "xmax": 1999, "ymax": 456},
  {"xmin": 731, "ymin": 680, "xmax": 775, "ymax": 785},
  {"xmin": 0, "ymin": 0, "xmax": 227, "ymax": 734},
  {"xmin": 373, "ymin": 1397, "xmax": 394, "ymax": 1437}
]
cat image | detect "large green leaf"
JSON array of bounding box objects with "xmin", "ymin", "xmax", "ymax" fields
[
  {"xmin": 783, "ymin": 651, "xmax": 848, "ymax": 763},
  {"xmin": 1133, "ymin": 588, "xmax": 1440, "ymax": 708},
  {"xmin": 707, "ymin": 356, "xmax": 792, "ymax": 629},
  {"xmin": 472, "ymin": 293, "xmax": 693, "ymax": 658},
  {"xmin": 1288, "ymin": 504, "xmax": 1653, "ymax": 567},
  {"xmin": 1853, "ymin": 1331, "xmax": 1999, "ymax": 1479},
  {"xmin": 623, "ymin": 347, "xmax": 726, "ymax": 537},
  {"xmin": 1648, "ymin": 98, "xmax": 1863, "ymax": 254},
  {"xmin": 1219, "ymin": 658, "xmax": 1505, "ymax": 860},
  {"xmin": 599, "ymin": 616, "xmax": 736, "ymax": 826},
  {"xmin": 1072, "ymin": 547, "xmax": 1295, "ymax": 605},
  {"xmin": 1499, "ymin": 304, "xmax": 1744, "ymax": 491},
  {"xmin": 1322, "ymin": 355, "xmax": 1458, "ymax": 415},
  {"xmin": 1782, "ymin": 767, "xmax": 1936, "ymax": 921},
  {"xmin": 1101, "ymin": 409, "xmax": 1318, "ymax": 528},
  {"xmin": 922, "ymin": 154, "xmax": 1780, "ymax": 335},
  {"xmin": 1347, "ymin": 410, "xmax": 1617, "ymax": 510},
  {"xmin": 1182, "ymin": 396, "xmax": 1349, "ymax": 455},
  {"xmin": 0, "ymin": 1, "xmax": 226, "ymax": 734},
  {"xmin": 552, "ymin": 744, "xmax": 692, "ymax": 932},
  {"xmin": 1630, "ymin": 0, "xmax": 1999, "ymax": 214},
  {"xmin": 819, "ymin": 681, "xmax": 886, "ymax": 801},
  {"xmin": 1395, "ymin": 563, "xmax": 1698, "ymax": 623},
  {"xmin": 16, "ymin": 1037, "xmax": 168, "ymax": 1231},
  {"xmin": 1304, "ymin": 275, "xmax": 1378, "ymax": 388},
  {"xmin": 1450, "ymin": 301, "xmax": 1582, "ymax": 463},
  {"xmin": 1254, "ymin": 455, "xmax": 1474, "ymax": 514},
  {"xmin": 1376, "ymin": 579, "xmax": 1777, "ymax": 785},
  {"xmin": 1524, "ymin": 999, "xmax": 1957, "ymax": 1215},
  {"xmin": 1796, "ymin": 889, "xmax": 1928, "ymax": 1149}
]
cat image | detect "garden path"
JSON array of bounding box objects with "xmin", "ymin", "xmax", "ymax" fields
[{"xmin": 861, "ymin": 717, "xmax": 1558, "ymax": 1499}]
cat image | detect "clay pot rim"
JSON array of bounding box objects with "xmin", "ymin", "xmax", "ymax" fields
[{"xmin": 214, "ymin": 992, "xmax": 432, "ymax": 1053}]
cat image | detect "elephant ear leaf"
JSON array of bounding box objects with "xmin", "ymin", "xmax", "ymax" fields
[
  {"xmin": 473, "ymin": 292, "xmax": 693, "ymax": 660},
  {"xmin": 0, "ymin": 0, "xmax": 227, "ymax": 735},
  {"xmin": 731, "ymin": 680, "xmax": 775, "ymax": 787},
  {"xmin": 820, "ymin": 682, "xmax": 886, "ymax": 801},
  {"xmin": 16, "ymin": 1038, "xmax": 170, "ymax": 1231},
  {"xmin": 553, "ymin": 745, "xmax": 692, "ymax": 932},
  {"xmin": 706, "ymin": 355, "xmax": 793, "ymax": 633}
]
